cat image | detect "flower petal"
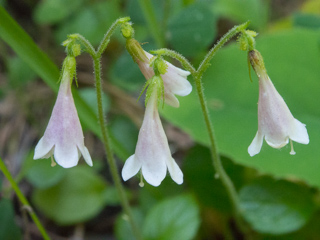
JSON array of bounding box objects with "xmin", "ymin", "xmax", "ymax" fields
[
  {"xmin": 122, "ymin": 155, "xmax": 142, "ymax": 181},
  {"xmin": 141, "ymin": 157, "xmax": 167, "ymax": 186},
  {"xmin": 164, "ymin": 92, "xmax": 180, "ymax": 108},
  {"xmin": 265, "ymin": 136, "xmax": 289, "ymax": 148},
  {"xmin": 289, "ymin": 119, "xmax": 309, "ymax": 144},
  {"xmin": 248, "ymin": 131, "xmax": 264, "ymax": 156},
  {"xmin": 163, "ymin": 64, "xmax": 192, "ymax": 96},
  {"xmin": 78, "ymin": 145, "xmax": 93, "ymax": 166},
  {"xmin": 166, "ymin": 157, "xmax": 183, "ymax": 184},
  {"xmin": 54, "ymin": 143, "xmax": 79, "ymax": 168},
  {"xmin": 34, "ymin": 137, "xmax": 54, "ymax": 159}
]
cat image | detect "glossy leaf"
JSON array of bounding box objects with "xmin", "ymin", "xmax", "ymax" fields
[
  {"xmin": 32, "ymin": 166, "xmax": 107, "ymax": 225},
  {"xmin": 26, "ymin": 159, "xmax": 67, "ymax": 189},
  {"xmin": 239, "ymin": 177, "xmax": 316, "ymax": 234},
  {"xmin": 183, "ymin": 145, "xmax": 245, "ymax": 212},
  {"xmin": 167, "ymin": 3, "xmax": 217, "ymax": 57},
  {"xmin": 143, "ymin": 194, "xmax": 200, "ymax": 240},
  {"xmin": 34, "ymin": 0, "xmax": 85, "ymax": 24}
]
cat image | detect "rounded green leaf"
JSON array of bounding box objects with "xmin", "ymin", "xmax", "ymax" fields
[
  {"xmin": 32, "ymin": 166, "xmax": 107, "ymax": 225},
  {"xmin": 183, "ymin": 145, "xmax": 245, "ymax": 212},
  {"xmin": 26, "ymin": 159, "xmax": 67, "ymax": 189},
  {"xmin": 34, "ymin": 0, "xmax": 85, "ymax": 24},
  {"xmin": 143, "ymin": 194, "xmax": 200, "ymax": 240},
  {"xmin": 167, "ymin": 3, "xmax": 217, "ymax": 57},
  {"xmin": 115, "ymin": 208, "xmax": 144, "ymax": 240},
  {"xmin": 239, "ymin": 177, "xmax": 316, "ymax": 234}
]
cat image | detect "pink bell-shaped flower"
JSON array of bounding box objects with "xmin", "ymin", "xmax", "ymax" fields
[
  {"xmin": 34, "ymin": 56, "xmax": 93, "ymax": 168},
  {"xmin": 121, "ymin": 76, "xmax": 183, "ymax": 186},
  {"xmin": 137, "ymin": 51, "xmax": 192, "ymax": 107},
  {"xmin": 248, "ymin": 50, "xmax": 309, "ymax": 156}
]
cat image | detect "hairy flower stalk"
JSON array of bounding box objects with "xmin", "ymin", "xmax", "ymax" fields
[
  {"xmin": 122, "ymin": 76, "xmax": 183, "ymax": 186},
  {"xmin": 34, "ymin": 56, "xmax": 93, "ymax": 168},
  {"xmin": 248, "ymin": 50, "xmax": 309, "ymax": 156}
]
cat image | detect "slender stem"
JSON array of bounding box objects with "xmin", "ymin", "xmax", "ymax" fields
[
  {"xmin": 0, "ymin": 157, "xmax": 50, "ymax": 240},
  {"xmin": 152, "ymin": 48, "xmax": 196, "ymax": 75},
  {"xmin": 193, "ymin": 23, "xmax": 251, "ymax": 232},
  {"xmin": 138, "ymin": 0, "xmax": 165, "ymax": 47},
  {"xmin": 197, "ymin": 22, "xmax": 249, "ymax": 75},
  {"xmin": 72, "ymin": 18, "xmax": 142, "ymax": 239},
  {"xmin": 73, "ymin": 34, "xmax": 96, "ymax": 56},
  {"xmin": 193, "ymin": 72, "xmax": 244, "ymax": 225},
  {"xmin": 97, "ymin": 17, "xmax": 130, "ymax": 56},
  {"xmin": 93, "ymin": 57, "xmax": 142, "ymax": 240}
]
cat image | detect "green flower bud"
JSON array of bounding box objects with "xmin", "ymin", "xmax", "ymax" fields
[
  {"xmin": 248, "ymin": 49, "xmax": 266, "ymax": 77},
  {"xmin": 121, "ymin": 22, "xmax": 134, "ymax": 39}
]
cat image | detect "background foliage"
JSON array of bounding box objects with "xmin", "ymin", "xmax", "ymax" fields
[{"xmin": 0, "ymin": 0, "xmax": 320, "ymax": 239}]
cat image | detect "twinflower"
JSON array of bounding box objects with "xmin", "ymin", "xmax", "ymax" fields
[
  {"xmin": 248, "ymin": 50, "xmax": 309, "ymax": 156},
  {"xmin": 126, "ymin": 38, "xmax": 192, "ymax": 107},
  {"xmin": 121, "ymin": 76, "xmax": 183, "ymax": 186},
  {"xmin": 34, "ymin": 56, "xmax": 93, "ymax": 168}
]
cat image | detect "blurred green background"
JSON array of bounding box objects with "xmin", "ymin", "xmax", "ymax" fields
[{"xmin": 0, "ymin": 0, "xmax": 320, "ymax": 239}]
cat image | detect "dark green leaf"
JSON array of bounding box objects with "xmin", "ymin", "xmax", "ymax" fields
[
  {"xmin": 0, "ymin": 199, "xmax": 22, "ymax": 240},
  {"xmin": 26, "ymin": 159, "xmax": 67, "ymax": 189},
  {"xmin": 293, "ymin": 13, "xmax": 320, "ymax": 29},
  {"xmin": 115, "ymin": 208, "xmax": 144, "ymax": 240},
  {"xmin": 167, "ymin": 3, "xmax": 217, "ymax": 57},
  {"xmin": 32, "ymin": 166, "xmax": 107, "ymax": 225},
  {"xmin": 183, "ymin": 145, "xmax": 245, "ymax": 212},
  {"xmin": 143, "ymin": 194, "xmax": 200, "ymax": 240},
  {"xmin": 54, "ymin": 1, "xmax": 121, "ymax": 45},
  {"xmin": 34, "ymin": 0, "xmax": 85, "ymax": 24},
  {"xmin": 110, "ymin": 115, "xmax": 139, "ymax": 160},
  {"xmin": 239, "ymin": 177, "xmax": 316, "ymax": 234},
  {"xmin": 111, "ymin": 51, "xmax": 146, "ymax": 91}
]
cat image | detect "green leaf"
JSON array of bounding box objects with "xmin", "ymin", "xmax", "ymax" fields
[
  {"xmin": 0, "ymin": 199, "xmax": 22, "ymax": 240},
  {"xmin": 115, "ymin": 208, "xmax": 144, "ymax": 240},
  {"xmin": 143, "ymin": 194, "xmax": 200, "ymax": 240},
  {"xmin": 110, "ymin": 116, "xmax": 139, "ymax": 160},
  {"xmin": 167, "ymin": 3, "xmax": 217, "ymax": 57},
  {"xmin": 32, "ymin": 166, "xmax": 107, "ymax": 225},
  {"xmin": 34, "ymin": 0, "xmax": 85, "ymax": 24},
  {"xmin": 293, "ymin": 13, "xmax": 320, "ymax": 29},
  {"xmin": 54, "ymin": 1, "xmax": 122, "ymax": 45},
  {"xmin": 111, "ymin": 51, "xmax": 146, "ymax": 91},
  {"xmin": 161, "ymin": 29, "xmax": 320, "ymax": 188},
  {"xmin": 183, "ymin": 145, "xmax": 245, "ymax": 212},
  {"xmin": 239, "ymin": 177, "xmax": 316, "ymax": 234},
  {"xmin": 26, "ymin": 159, "xmax": 67, "ymax": 189}
]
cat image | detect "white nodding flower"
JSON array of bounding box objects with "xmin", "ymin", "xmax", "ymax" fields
[
  {"xmin": 34, "ymin": 56, "xmax": 93, "ymax": 168},
  {"xmin": 121, "ymin": 77, "xmax": 183, "ymax": 186},
  {"xmin": 248, "ymin": 50, "xmax": 309, "ymax": 156},
  {"xmin": 136, "ymin": 50, "xmax": 192, "ymax": 108}
]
